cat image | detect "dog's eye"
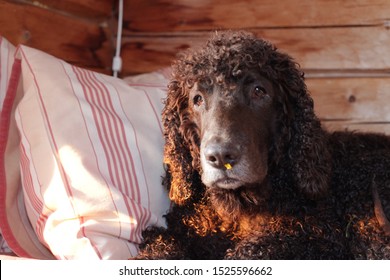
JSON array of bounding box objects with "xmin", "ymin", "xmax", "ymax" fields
[
  {"xmin": 193, "ymin": 94, "xmax": 204, "ymax": 107},
  {"xmin": 252, "ymin": 85, "xmax": 267, "ymax": 99}
]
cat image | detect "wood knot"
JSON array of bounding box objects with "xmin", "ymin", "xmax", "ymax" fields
[{"xmin": 348, "ymin": 95, "xmax": 356, "ymax": 103}]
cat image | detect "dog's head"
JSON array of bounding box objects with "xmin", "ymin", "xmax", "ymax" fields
[
  {"xmin": 163, "ymin": 31, "xmax": 331, "ymax": 208},
  {"xmin": 191, "ymin": 71, "xmax": 276, "ymax": 190}
]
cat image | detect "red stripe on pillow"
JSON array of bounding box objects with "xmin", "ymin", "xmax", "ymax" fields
[
  {"xmin": 74, "ymin": 67, "xmax": 140, "ymax": 199},
  {"xmin": 69, "ymin": 65, "xmax": 158, "ymax": 243},
  {"xmin": 0, "ymin": 58, "xmax": 33, "ymax": 257},
  {"xmin": 19, "ymin": 143, "xmax": 43, "ymax": 212},
  {"xmin": 72, "ymin": 66, "xmax": 142, "ymax": 233},
  {"xmin": 19, "ymin": 142, "xmax": 51, "ymax": 247}
]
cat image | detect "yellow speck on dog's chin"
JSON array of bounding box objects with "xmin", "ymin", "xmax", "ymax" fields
[{"xmin": 224, "ymin": 163, "xmax": 232, "ymax": 170}]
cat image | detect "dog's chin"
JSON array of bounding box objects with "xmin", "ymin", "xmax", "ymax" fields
[
  {"xmin": 203, "ymin": 173, "xmax": 266, "ymax": 191},
  {"xmin": 205, "ymin": 180, "xmax": 270, "ymax": 218},
  {"xmin": 201, "ymin": 169, "xmax": 267, "ymax": 191},
  {"xmin": 212, "ymin": 178, "xmax": 243, "ymax": 190}
]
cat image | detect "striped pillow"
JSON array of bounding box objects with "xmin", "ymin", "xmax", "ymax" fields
[
  {"xmin": 0, "ymin": 37, "xmax": 16, "ymax": 256},
  {"xmin": 0, "ymin": 39, "xmax": 170, "ymax": 259}
]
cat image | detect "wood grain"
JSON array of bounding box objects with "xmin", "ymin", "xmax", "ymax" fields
[
  {"xmin": 321, "ymin": 121, "xmax": 390, "ymax": 135},
  {"xmin": 6, "ymin": 0, "xmax": 115, "ymax": 19},
  {"xmin": 308, "ymin": 77, "xmax": 390, "ymax": 135},
  {"xmin": 125, "ymin": 0, "xmax": 390, "ymax": 32},
  {"xmin": 0, "ymin": 1, "xmax": 113, "ymax": 73},
  {"xmin": 120, "ymin": 25, "xmax": 390, "ymax": 75},
  {"xmin": 307, "ymin": 78, "xmax": 390, "ymax": 122}
]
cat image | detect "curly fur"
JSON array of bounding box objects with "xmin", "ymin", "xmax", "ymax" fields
[{"xmin": 137, "ymin": 31, "xmax": 390, "ymax": 259}]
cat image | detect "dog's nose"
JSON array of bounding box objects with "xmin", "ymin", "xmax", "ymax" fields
[{"xmin": 204, "ymin": 144, "xmax": 240, "ymax": 169}]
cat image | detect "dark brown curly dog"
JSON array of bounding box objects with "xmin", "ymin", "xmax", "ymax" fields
[{"xmin": 137, "ymin": 30, "xmax": 390, "ymax": 259}]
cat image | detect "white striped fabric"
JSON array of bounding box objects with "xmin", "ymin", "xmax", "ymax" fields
[
  {"xmin": 0, "ymin": 37, "xmax": 47, "ymax": 258},
  {"xmin": 0, "ymin": 38, "xmax": 170, "ymax": 259}
]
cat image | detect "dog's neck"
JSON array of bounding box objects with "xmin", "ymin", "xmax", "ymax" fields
[{"xmin": 190, "ymin": 184, "xmax": 270, "ymax": 236}]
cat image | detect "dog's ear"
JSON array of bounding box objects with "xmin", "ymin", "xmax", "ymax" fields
[
  {"xmin": 274, "ymin": 55, "xmax": 331, "ymax": 199},
  {"xmin": 162, "ymin": 77, "xmax": 201, "ymax": 205}
]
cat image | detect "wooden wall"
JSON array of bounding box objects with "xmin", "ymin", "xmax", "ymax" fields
[
  {"xmin": 1, "ymin": 0, "xmax": 390, "ymax": 133},
  {"xmin": 0, "ymin": 0, "xmax": 115, "ymax": 73}
]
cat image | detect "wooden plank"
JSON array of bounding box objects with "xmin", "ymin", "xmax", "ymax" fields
[
  {"xmin": 120, "ymin": 25, "xmax": 390, "ymax": 75},
  {"xmin": 321, "ymin": 121, "xmax": 390, "ymax": 135},
  {"xmin": 0, "ymin": 1, "xmax": 113, "ymax": 73},
  {"xmin": 7, "ymin": 0, "xmax": 115, "ymax": 20},
  {"xmin": 307, "ymin": 78, "xmax": 390, "ymax": 122},
  {"xmin": 125, "ymin": 0, "xmax": 390, "ymax": 32},
  {"xmin": 253, "ymin": 27, "xmax": 390, "ymax": 70},
  {"xmin": 121, "ymin": 35, "xmax": 193, "ymax": 75}
]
